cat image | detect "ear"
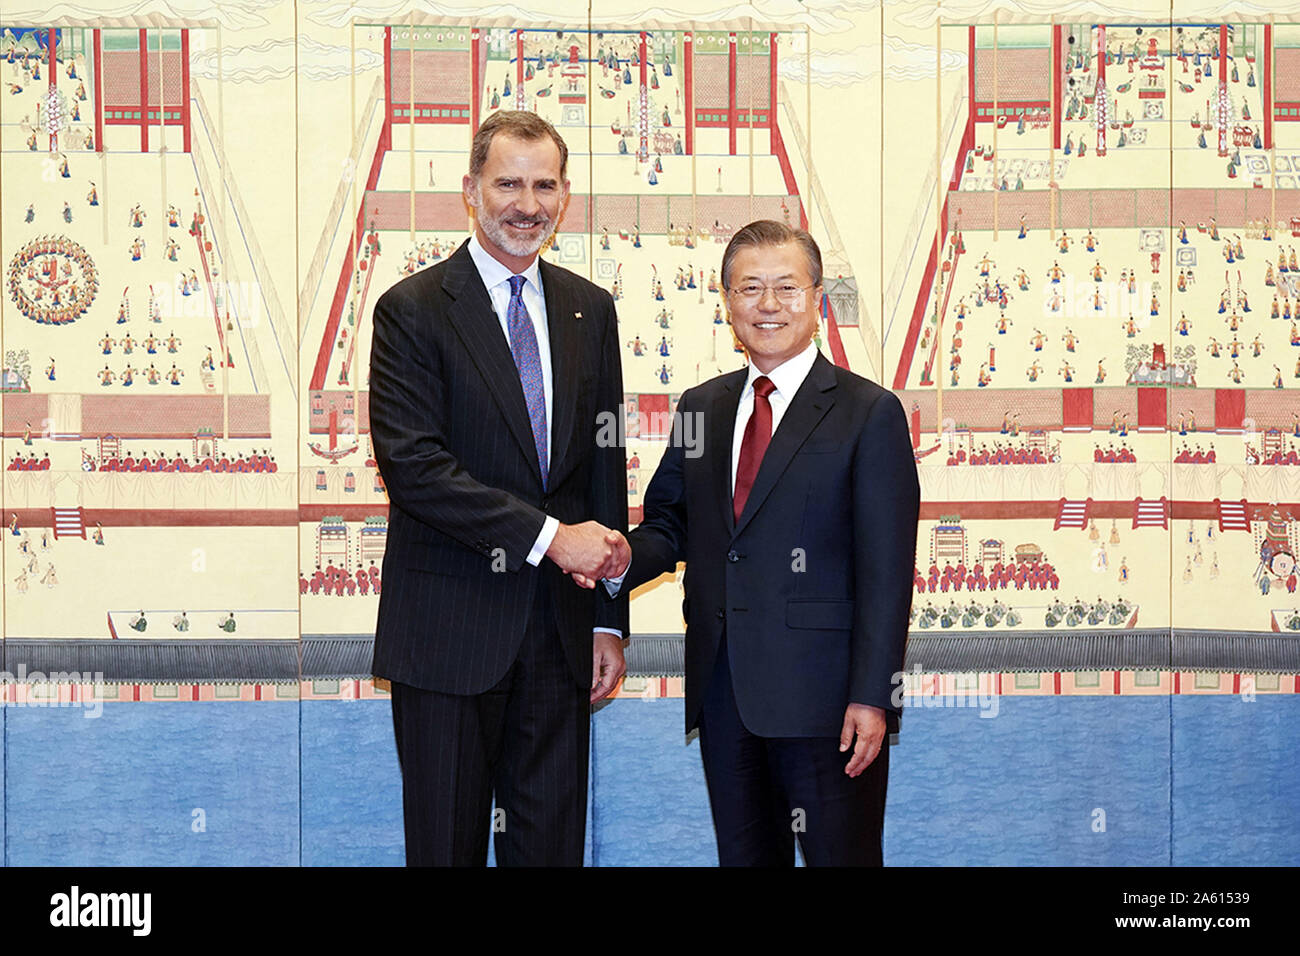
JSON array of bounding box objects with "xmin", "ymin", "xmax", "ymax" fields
[{"xmin": 462, "ymin": 173, "xmax": 479, "ymax": 208}]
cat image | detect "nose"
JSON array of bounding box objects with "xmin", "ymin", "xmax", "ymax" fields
[
  {"xmin": 514, "ymin": 187, "xmax": 542, "ymax": 216},
  {"xmin": 756, "ymin": 287, "xmax": 782, "ymax": 310}
]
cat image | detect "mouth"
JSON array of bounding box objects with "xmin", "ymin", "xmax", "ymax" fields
[
  {"xmin": 753, "ymin": 321, "xmax": 786, "ymax": 330},
  {"xmin": 505, "ymin": 217, "xmax": 548, "ymax": 232}
]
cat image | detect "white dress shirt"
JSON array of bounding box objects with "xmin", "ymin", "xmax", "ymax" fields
[
  {"xmin": 467, "ymin": 234, "xmax": 558, "ymax": 566},
  {"xmin": 467, "ymin": 235, "xmax": 620, "ymax": 639},
  {"xmin": 605, "ymin": 341, "xmax": 820, "ymax": 595},
  {"xmin": 729, "ymin": 341, "xmax": 820, "ymax": 494}
]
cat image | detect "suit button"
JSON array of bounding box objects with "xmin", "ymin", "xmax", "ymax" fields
[
  {"xmin": 716, "ymin": 609, "xmax": 725, "ymax": 620},
  {"xmin": 727, "ymin": 550, "xmax": 740, "ymax": 563},
  {"xmin": 541, "ymin": 497, "xmax": 551, "ymax": 509}
]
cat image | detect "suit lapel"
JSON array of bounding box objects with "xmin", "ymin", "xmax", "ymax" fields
[
  {"xmin": 442, "ymin": 241, "xmax": 544, "ymax": 485},
  {"xmin": 709, "ymin": 369, "xmax": 748, "ymax": 534},
  {"xmin": 539, "ymin": 257, "xmax": 578, "ymax": 487},
  {"xmin": 731, "ymin": 353, "xmax": 838, "ymax": 541}
]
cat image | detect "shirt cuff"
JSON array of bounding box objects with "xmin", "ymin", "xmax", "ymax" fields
[
  {"xmin": 602, "ymin": 558, "xmax": 629, "ymax": 596},
  {"xmin": 593, "ymin": 627, "xmax": 623, "ymax": 639},
  {"xmin": 527, "ymin": 515, "xmax": 560, "ymax": 567}
]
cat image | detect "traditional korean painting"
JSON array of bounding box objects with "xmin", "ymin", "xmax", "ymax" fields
[{"xmin": 0, "ymin": 0, "xmax": 1293, "ymax": 865}]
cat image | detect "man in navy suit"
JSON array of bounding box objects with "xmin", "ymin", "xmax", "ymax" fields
[
  {"xmin": 369, "ymin": 111, "xmax": 631, "ymax": 866},
  {"xmin": 589, "ymin": 221, "xmax": 919, "ymax": 865}
]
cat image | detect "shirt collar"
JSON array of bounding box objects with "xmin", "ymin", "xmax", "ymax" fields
[
  {"xmin": 468, "ymin": 232, "xmax": 542, "ymax": 296},
  {"xmin": 744, "ymin": 340, "xmax": 819, "ymax": 400}
]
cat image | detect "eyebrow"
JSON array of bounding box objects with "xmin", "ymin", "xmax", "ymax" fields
[
  {"xmin": 735, "ymin": 272, "xmax": 799, "ymax": 282},
  {"xmin": 493, "ymin": 176, "xmax": 559, "ymax": 187}
]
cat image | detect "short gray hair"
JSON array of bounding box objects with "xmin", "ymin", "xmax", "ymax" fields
[
  {"xmin": 469, "ymin": 110, "xmax": 569, "ymax": 179},
  {"xmin": 721, "ymin": 220, "xmax": 823, "ymax": 290}
]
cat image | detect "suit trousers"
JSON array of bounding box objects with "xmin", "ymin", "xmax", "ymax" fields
[
  {"xmin": 697, "ymin": 634, "xmax": 890, "ymax": 866},
  {"xmin": 389, "ymin": 583, "xmax": 590, "ymax": 866}
]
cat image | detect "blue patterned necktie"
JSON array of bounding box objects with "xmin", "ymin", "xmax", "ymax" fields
[{"xmin": 506, "ymin": 274, "xmax": 548, "ymax": 487}]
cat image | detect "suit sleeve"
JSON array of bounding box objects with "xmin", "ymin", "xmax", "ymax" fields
[
  {"xmin": 850, "ymin": 389, "xmax": 920, "ymax": 715},
  {"xmin": 616, "ymin": 388, "xmax": 693, "ymax": 594},
  {"xmin": 590, "ymin": 292, "xmax": 630, "ymax": 634},
  {"xmin": 369, "ymin": 286, "xmax": 547, "ymax": 572}
]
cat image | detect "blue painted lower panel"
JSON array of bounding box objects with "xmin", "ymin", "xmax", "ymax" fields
[
  {"xmin": 5, "ymin": 702, "xmax": 299, "ymax": 866},
  {"xmin": 300, "ymin": 700, "xmax": 403, "ymax": 866},
  {"xmin": 590, "ymin": 698, "xmax": 717, "ymax": 866},
  {"xmin": 1171, "ymin": 695, "xmax": 1300, "ymax": 866},
  {"xmin": 0, "ymin": 703, "xmax": 5, "ymax": 865},
  {"xmin": 885, "ymin": 696, "xmax": 1174, "ymax": 866},
  {"xmin": 5, "ymin": 696, "xmax": 1299, "ymax": 865}
]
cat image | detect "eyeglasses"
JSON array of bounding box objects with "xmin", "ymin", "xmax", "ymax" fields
[{"xmin": 725, "ymin": 283, "xmax": 817, "ymax": 304}]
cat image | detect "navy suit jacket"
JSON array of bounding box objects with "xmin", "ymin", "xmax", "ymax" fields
[
  {"xmin": 614, "ymin": 352, "xmax": 919, "ymax": 737},
  {"xmin": 368, "ymin": 240, "xmax": 629, "ymax": 693}
]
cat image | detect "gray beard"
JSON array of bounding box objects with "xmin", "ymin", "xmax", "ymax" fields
[{"xmin": 480, "ymin": 213, "xmax": 556, "ymax": 259}]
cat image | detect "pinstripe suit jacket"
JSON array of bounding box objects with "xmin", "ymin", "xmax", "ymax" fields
[{"xmin": 368, "ymin": 239, "xmax": 629, "ymax": 693}]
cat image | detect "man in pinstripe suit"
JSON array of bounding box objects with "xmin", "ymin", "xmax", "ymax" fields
[{"xmin": 368, "ymin": 111, "xmax": 631, "ymax": 866}]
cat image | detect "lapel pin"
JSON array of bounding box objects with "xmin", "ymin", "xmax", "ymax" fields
[{"xmin": 574, "ymin": 311, "xmax": 582, "ymax": 319}]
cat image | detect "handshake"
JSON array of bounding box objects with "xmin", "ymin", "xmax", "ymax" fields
[{"xmin": 546, "ymin": 520, "xmax": 630, "ymax": 589}]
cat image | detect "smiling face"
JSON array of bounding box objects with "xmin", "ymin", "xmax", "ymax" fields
[
  {"xmin": 724, "ymin": 241, "xmax": 822, "ymax": 373},
  {"xmin": 463, "ymin": 132, "xmax": 569, "ymax": 273}
]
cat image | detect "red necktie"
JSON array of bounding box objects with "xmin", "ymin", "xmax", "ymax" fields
[{"xmin": 733, "ymin": 375, "xmax": 776, "ymax": 522}]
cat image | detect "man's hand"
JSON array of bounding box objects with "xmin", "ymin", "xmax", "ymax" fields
[
  {"xmin": 567, "ymin": 540, "xmax": 630, "ymax": 590},
  {"xmin": 590, "ymin": 631, "xmax": 626, "ymax": 703},
  {"xmin": 547, "ymin": 521, "xmax": 629, "ymax": 587},
  {"xmin": 839, "ymin": 703, "xmax": 886, "ymax": 777},
  {"xmin": 602, "ymin": 530, "xmax": 630, "ymax": 580}
]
